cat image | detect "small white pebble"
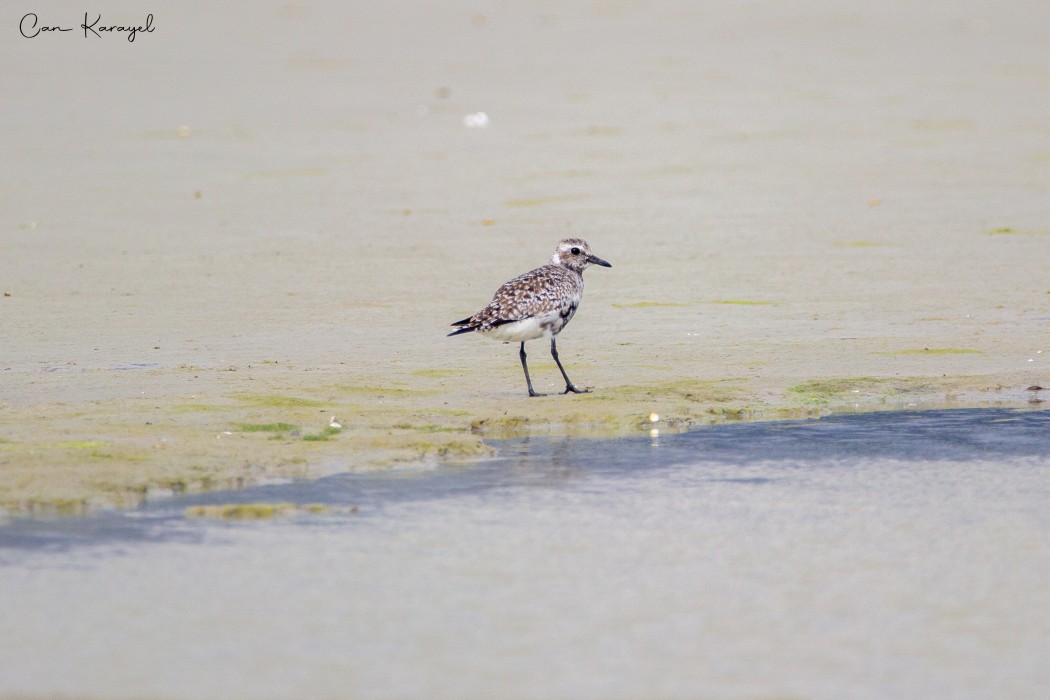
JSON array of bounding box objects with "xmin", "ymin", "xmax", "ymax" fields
[
  {"xmin": 463, "ymin": 111, "xmax": 489, "ymax": 128},
  {"xmin": 329, "ymin": 416, "xmax": 342, "ymax": 428},
  {"xmin": 649, "ymin": 413, "xmax": 660, "ymax": 423}
]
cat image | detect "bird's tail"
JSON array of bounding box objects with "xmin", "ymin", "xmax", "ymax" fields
[{"xmin": 447, "ymin": 318, "xmax": 476, "ymax": 337}]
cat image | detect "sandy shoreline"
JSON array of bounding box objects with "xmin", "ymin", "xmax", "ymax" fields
[
  {"xmin": 2, "ymin": 1, "xmax": 1048, "ymax": 514},
  {"xmin": 1, "ymin": 361, "xmax": 1043, "ymax": 515}
]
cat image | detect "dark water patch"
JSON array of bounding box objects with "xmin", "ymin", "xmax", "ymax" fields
[{"xmin": 663, "ymin": 406, "xmax": 1050, "ymax": 463}]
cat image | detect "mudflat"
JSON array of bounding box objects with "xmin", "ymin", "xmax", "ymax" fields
[{"xmin": 2, "ymin": 2, "xmax": 1047, "ymax": 513}]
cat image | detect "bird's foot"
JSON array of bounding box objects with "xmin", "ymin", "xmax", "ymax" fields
[
  {"xmin": 528, "ymin": 389, "xmax": 548, "ymax": 397},
  {"xmin": 563, "ymin": 385, "xmax": 590, "ymax": 394}
]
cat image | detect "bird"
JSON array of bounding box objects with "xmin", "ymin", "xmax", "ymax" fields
[{"xmin": 448, "ymin": 238, "xmax": 612, "ymax": 396}]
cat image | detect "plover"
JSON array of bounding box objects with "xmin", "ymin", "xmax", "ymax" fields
[{"xmin": 448, "ymin": 238, "xmax": 612, "ymax": 397}]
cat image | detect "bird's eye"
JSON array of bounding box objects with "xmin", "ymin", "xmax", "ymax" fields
[{"xmin": 571, "ymin": 247, "xmax": 581, "ymax": 255}]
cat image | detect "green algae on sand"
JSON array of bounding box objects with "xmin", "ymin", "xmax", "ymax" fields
[
  {"xmin": 302, "ymin": 426, "xmax": 341, "ymax": 442},
  {"xmin": 787, "ymin": 377, "xmax": 941, "ymax": 407},
  {"xmin": 184, "ymin": 502, "xmax": 336, "ymax": 520},
  {"xmin": 988, "ymin": 227, "xmax": 1045, "ymax": 235},
  {"xmin": 239, "ymin": 423, "xmax": 299, "ymax": 433}
]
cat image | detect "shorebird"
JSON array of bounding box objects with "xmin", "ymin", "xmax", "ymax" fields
[{"xmin": 448, "ymin": 238, "xmax": 612, "ymax": 396}]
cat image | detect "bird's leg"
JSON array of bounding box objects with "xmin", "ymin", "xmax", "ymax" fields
[
  {"xmin": 520, "ymin": 342, "xmax": 546, "ymax": 397},
  {"xmin": 551, "ymin": 337, "xmax": 589, "ymax": 394}
]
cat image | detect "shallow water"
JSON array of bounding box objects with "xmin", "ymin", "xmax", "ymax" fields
[{"xmin": 2, "ymin": 408, "xmax": 1049, "ymax": 699}]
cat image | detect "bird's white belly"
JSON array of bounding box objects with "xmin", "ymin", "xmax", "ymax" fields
[{"xmin": 482, "ymin": 315, "xmax": 555, "ymax": 342}]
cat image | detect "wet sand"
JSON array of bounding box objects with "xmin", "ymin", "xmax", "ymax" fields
[{"xmin": 2, "ymin": 1, "xmax": 1048, "ymax": 512}]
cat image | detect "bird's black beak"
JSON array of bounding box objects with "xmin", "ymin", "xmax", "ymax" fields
[{"xmin": 588, "ymin": 255, "xmax": 612, "ymax": 268}]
